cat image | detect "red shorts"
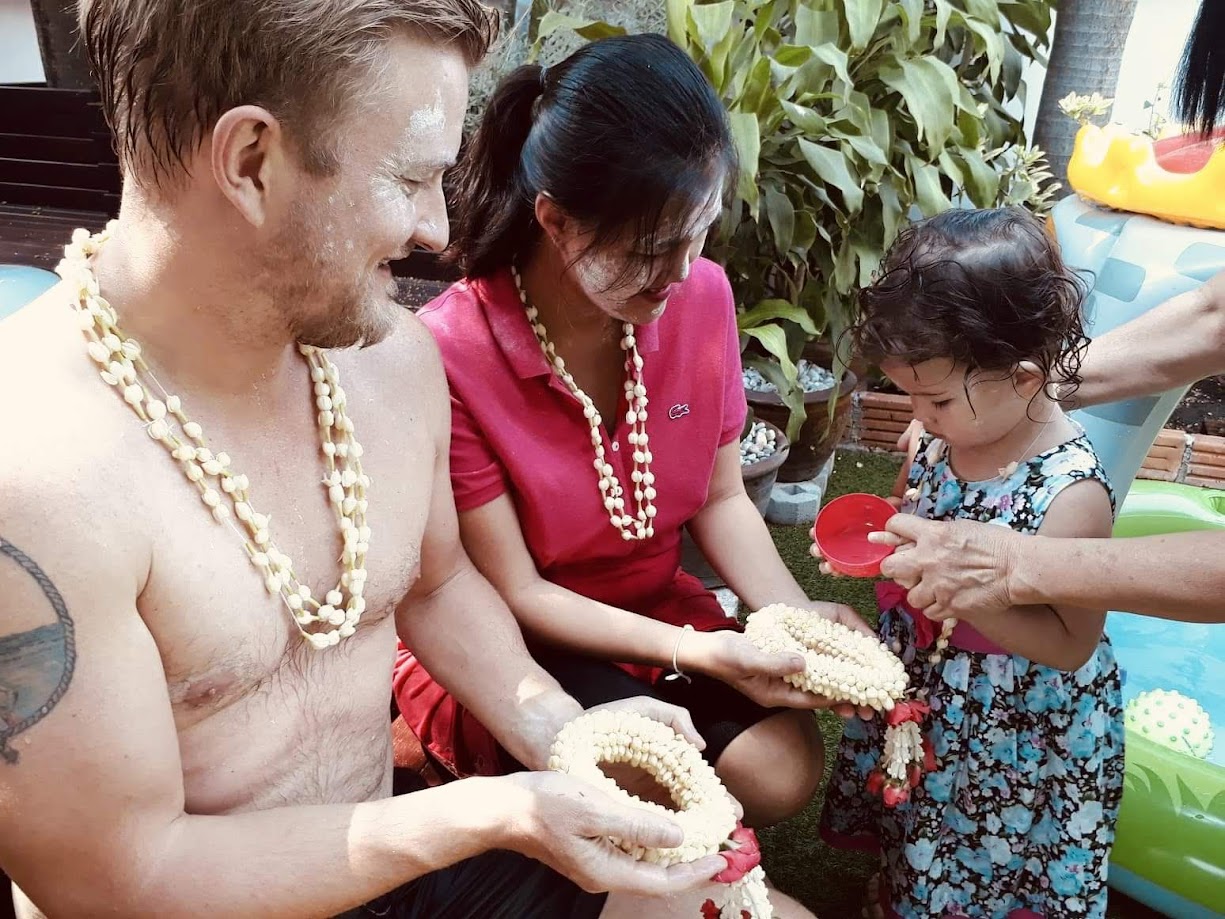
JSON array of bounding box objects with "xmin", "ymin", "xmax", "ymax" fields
[{"xmin": 393, "ymin": 570, "xmax": 734, "ymax": 778}]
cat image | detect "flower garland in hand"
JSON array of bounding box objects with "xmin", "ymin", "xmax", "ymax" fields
[
  {"xmin": 549, "ymin": 710, "xmax": 772, "ymax": 918},
  {"xmin": 743, "ymin": 604, "xmax": 934, "ymax": 807}
]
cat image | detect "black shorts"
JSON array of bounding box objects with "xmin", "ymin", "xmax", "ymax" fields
[
  {"xmin": 533, "ymin": 648, "xmax": 784, "ymax": 765},
  {"xmin": 336, "ymin": 771, "xmax": 607, "ymax": 919}
]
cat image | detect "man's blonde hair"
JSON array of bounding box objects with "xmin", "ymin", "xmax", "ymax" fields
[{"xmin": 79, "ymin": 0, "xmax": 498, "ymax": 185}]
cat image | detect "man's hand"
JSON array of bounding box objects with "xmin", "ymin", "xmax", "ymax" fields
[
  {"xmin": 874, "ymin": 515, "xmax": 1019, "ymax": 620},
  {"xmin": 501, "ymin": 772, "xmax": 727, "ymax": 896}
]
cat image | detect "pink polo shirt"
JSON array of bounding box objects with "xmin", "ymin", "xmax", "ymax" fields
[{"xmin": 394, "ymin": 258, "xmax": 747, "ymax": 776}]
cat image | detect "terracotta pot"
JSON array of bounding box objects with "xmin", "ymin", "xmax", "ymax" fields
[
  {"xmin": 746, "ymin": 354, "xmax": 857, "ymax": 483},
  {"xmin": 679, "ymin": 420, "xmax": 789, "ymax": 588}
]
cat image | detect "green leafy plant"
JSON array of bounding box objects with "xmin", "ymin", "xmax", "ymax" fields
[{"xmin": 533, "ymin": 0, "xmax": 1056, "ymax": 437}]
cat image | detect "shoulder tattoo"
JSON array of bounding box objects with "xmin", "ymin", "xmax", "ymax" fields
[{"xmin": 0, "ymin": 538, "xmax": 76, "ymax": 765}]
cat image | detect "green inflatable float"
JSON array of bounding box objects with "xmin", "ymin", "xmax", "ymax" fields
[{"xmin": 1052, "ymin": 126, "xmax": 1225, "ymax": 917}]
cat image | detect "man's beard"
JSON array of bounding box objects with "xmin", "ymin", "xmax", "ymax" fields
[{"xmin": 265, "ymin": 213, "xmax": 398, "ymax": 351}]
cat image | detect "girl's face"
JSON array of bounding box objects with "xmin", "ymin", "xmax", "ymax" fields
[
  {"xmin": 881, "ymin": 357, "xmax": 1045, "ymax": 449},
  {"xmin": 548, "ymin": 181, "xmax": 725, "ymax": 327}
]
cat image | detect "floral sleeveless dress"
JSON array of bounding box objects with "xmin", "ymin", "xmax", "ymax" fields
[{"xmin": 820, "ymin": 434, "xmax": 1126, "ymax": 919}]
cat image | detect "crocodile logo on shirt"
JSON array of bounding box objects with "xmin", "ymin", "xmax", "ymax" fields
[{"xmin": 668, "ymin": 403, "xmax": 691, "ymax": 420}]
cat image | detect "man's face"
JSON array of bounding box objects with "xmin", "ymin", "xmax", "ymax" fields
[{"xmin": 264, "ymin": 32, "xmax": 469, "ymax": 349}]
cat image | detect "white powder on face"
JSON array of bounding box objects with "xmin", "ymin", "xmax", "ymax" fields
[
  {"xmin": 573, "ymin": 251, "xmax": 624, "ymax": 294},
  {"xmin": 409, "ymin": 88, "xmax": 445, "ymax": 137}
]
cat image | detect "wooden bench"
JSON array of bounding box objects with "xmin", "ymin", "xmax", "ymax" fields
[{"xmin": 0, "ymin": 85, "xmax": 116, "ymax": 273}]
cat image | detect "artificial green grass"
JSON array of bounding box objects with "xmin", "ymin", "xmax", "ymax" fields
[{"xmin": 759, "ymin": 449, "xmax": 1163, "ymax": 919}]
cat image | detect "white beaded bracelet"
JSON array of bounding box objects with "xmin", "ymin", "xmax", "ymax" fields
[{"xmin": 664, "ymin": 623, "xmax": 696, "ymax": 684}]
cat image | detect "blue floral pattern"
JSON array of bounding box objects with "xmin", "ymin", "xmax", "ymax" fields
[{"xmin": 820, "ymin": 434, "xmax": 1125, "ymax": 919}]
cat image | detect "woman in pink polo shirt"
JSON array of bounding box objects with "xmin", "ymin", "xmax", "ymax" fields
[{"xmin": 394, "ymin": 34, "xmax": 871, "ymax": 826}]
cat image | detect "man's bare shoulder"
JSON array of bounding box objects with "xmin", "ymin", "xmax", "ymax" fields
[
  {"xmin": 0, "ymin": 284, "xmax": 145, "ymax": 522},
  {"xmin": 337, "ymin": 307, "xmax": 448, "ymax": 422}
]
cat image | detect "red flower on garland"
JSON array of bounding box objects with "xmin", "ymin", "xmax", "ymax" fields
[{"xmin": 713, "ymin": 824, "xmax": 762, "ymax": 883}]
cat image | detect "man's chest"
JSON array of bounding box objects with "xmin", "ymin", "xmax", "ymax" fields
[{"xmin": 132, "ymin": 410, "xmax": 434, "ymax": 722}]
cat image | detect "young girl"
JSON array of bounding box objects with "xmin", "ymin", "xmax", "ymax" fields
[{"xmin": 817, "ymin": 208, "xmax": 1126, "ymax": 919}]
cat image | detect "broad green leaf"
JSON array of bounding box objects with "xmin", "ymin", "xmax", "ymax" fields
[
  {"xmin": 798, "ymin": 138, "xmax": 865, "ymax": 213},
  {"xmin": 532, "ymin": 11, "xmax": 625, "ymax": 45},
  {"xmin": 960, "ymin": 15, "xmax": 1005, "ymax": 83},
  {"xmin": 958, "ymin": 146, "xmax": 1000, "ymax": 207},
  {"xmin": 896, "ymin": 0, "xmax": 924, "ymax": 47},
  {"xmin": 793, "ymin": 210, "xmax": 818, "ymax": 256},
  {"xmin": 909, "ymin": 157, "xmax": 950, "ymax": 215},
  {"xmin": 934, "ymin": 0, "xmax": 953, "ymax": 48},
  {"xmin": 688, "ymin": 1, "xmax": 735, "ymax": 53},
  {"xmin": 811, "ymin": 42, "xmax": 854, "ymax": 98},
  {"xmin": 773, "ymin": 44, "xmax": 814, "ymax": 68},
  {"xmin": 738, "ymin": 55, "xmax": 774, "ymax": 114},
  {"xmin": 795, "ymin": 6, "xmax": 839, "ymax": 47},
  {"xmin": 840, "ymin": 134, "xmax": 888, "ymax": 168},
  {"xmin": 780, "ymin": 101, "xmax": 828, "ymax": 135},
  {"xmin": 878, "ymin": 179, "xmax": 903, "ymax": 248},
  {"xmin": 832, "ymin": 238, "xmax": 857, "ymax": 293},
  {"xmin": 742, "ymin": 355, "xmax": 807, "ymax": 440},
  {"xmin": 762, "ymin": 187, "xmax": 797, "ymax": 257},
  {"xmin": 1002, "ymin": 1, "xmax": 1052, "ymax": 40},
  {"xmin": 737, "ymin": 298, "xmax": 819, "ymax": 335},
  {"xmin": 1001, "ymin": 37, "xmax": 1024, "ymax": 97},
  {"xmin": 742, "ymin": 325, "xmax": 797, "ymax": 381},
  {"xmin": 937, "ymin": 149, "xmax": 966, "ymax": 190},
  {"xmin": 868, "ymin": 107, "xmax": 891, "ymax": 155},
  {"xmin": 957, "ymin": 107, "xmax": 984, "ymax": 148},
  {"xmin": 880, "ymin": 57, "xmax": 959, "ymax": 150},
  {"xmin": 843, "ymin": 0, "xmax": 885, "ymax": 51},
  {"xmin": 852, "ymin": 238, "xmax": 881, "ymax": 289},
  {"xmin": 963, "ymin": 0, "xmax": 1002, "ymax": 27},
  {"xmin": 728, "ymin": 112, "xmax": 762, "ymax": 209},
  {"xmin": 665, "ymin": 0, "xmax": 688, "ymax": 47}
]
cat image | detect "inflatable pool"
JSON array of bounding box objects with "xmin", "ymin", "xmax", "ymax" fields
[
  {"xmin": 1107, "ymin": 481, "xmax": 1225, "ymax": 919},
  {"xmin": 1053, "ymin": 127, "xmax": 1225, "ymax": 917},
  {"xmin": 0, "ymin": 264, "xmax": 58, "ymax": 321}
]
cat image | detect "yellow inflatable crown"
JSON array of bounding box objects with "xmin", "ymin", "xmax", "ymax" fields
[{"xmin": 1067, "ymin": 124, "xmax": 1225, "ymax": 230}]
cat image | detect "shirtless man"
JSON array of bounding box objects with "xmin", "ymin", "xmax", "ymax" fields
[{"xmin": 0, "ymin": 2, "xmax": 808, "ymax": 916}]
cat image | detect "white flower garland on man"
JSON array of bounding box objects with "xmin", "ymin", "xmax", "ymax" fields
[{"xmin": 59, "ymin": 223, "xmax": 368, "ymax": 650}]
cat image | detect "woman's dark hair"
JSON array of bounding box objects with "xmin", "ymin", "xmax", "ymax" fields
[
  {"xmin": 850, "ymin": 208, "xmax": 1089, "ymax": 398},
  {"xmin": 1173, "ymin": 0, "xmax": 1225, "ymax": 138},
  {"xmin": 445, "ymin": 33, "xmax": 736, "ymax": 279}
]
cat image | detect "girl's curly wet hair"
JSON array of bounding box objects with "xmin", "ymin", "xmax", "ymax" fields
[{"xmin": 851, "ymin": 207, "xmax": 1089, "ymax": 398}]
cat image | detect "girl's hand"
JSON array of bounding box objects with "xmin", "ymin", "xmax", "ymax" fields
[{"xmin": 809, "ymin": 496, "xmax": 903, "ymax": 577}]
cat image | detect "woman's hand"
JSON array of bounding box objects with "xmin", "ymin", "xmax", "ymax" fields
[
  {"xmin": 685, "ymin": 624, "xmax": 872, "ymax": 717},
  {"xmin": 875, "ymin": 514, "xmax": 1019, "ymax": 619}
]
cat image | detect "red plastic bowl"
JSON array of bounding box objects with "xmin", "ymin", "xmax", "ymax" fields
[{"xmin": 813, "ymin": 493, "xmax": 897, "ymax": 577}]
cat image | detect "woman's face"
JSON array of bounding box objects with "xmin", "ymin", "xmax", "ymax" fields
[{"xmin": 556, "ymin": 182, "xmax": 725, "ymax": 326}]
